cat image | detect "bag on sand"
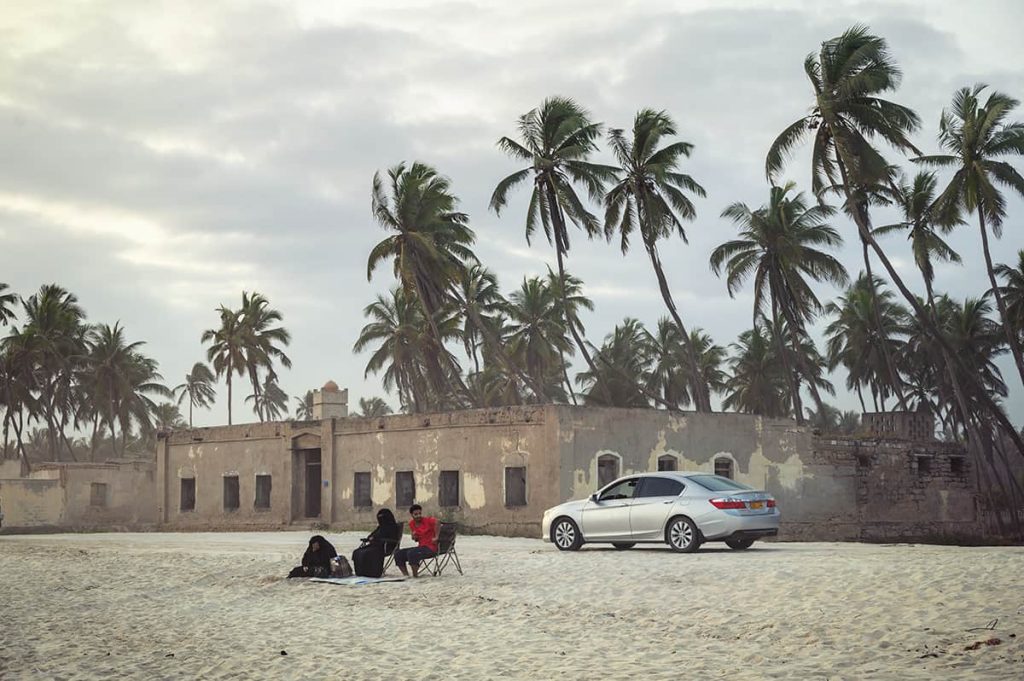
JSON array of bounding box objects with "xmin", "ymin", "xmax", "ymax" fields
[
  {"xmin": 331, "ymin": 556, "xmax": 354, "ymax": 578},
  {"xmin": 352, "ymin": 543, "xmax": 386, "ymax": 578}
]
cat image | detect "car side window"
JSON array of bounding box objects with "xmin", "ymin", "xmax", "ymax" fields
[
  {"xmin": 636, "ymin": 477, "xmax": 685, "ymax": 498},
  {"xmin": 599, "ymin": 478, "xmax": 638, "ymax": 501}
]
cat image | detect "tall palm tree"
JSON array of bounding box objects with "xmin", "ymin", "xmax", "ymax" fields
[
  {"xmin": 173, "ymin": 362, "xmax": 216, "ymax": 428},
  {"xmin": 0, "ymin": 283, "xmax": 16, "ymax": 327},
  {"xmin": 917, "ymin": 84, "xmax": 1024, "ymax": 386},
  {"xmin": 603, "ymin": 109, "xmax": 711, "ymax": 411},
  {"xmin": 150, "ymin": 402, "xmax": 186, "ymax": 431},
  {"xmin": 490, "ymin": 96, "xmax": 618, "ymax": 385},
  {"xmin": 506, "ymin": 277, "xmax": 573, "ymax": 399},
  {"xmin": 824, "ymin": 274, "xmax": 911, "ymax": 412},
  {"xmin": 116, "ymin": 351, "xmax": 170, "ymax": 454},
  {"xmin": 576, "ymin": 318, "xmax": 651, "ymax": 408},
  {"xmin": 202, "ymin": 306, "xmax": 247, "ymax": 425},
  {"xmin": 239, "ymin": 292, "xmax": 291, "ymax": 422},
  {"xmin": 713, "ymin": 182, "xmax": 848, "ymax": 422},
  {"xmin": 246, "ymin": 376, "xmax": 288, "ymax": 422},
  {"xmin": 544, "ymin": 268, "xmax": 592, "ymax": 405},
  {"xmin": 293, "ymin": 390, "xmax": 314, "ymax": 420},
  {"xmin": 873, "ymin": 170, "xmax": 963, "ymax": 304},
  {"xmin": 369, "ymin": 161, "xmax": 477, "ymax": 408},
  {"xmin": 722, "ymin": 326, "xmax": 790, "ymax": 418},
  {"xmin": 358, "ymin": 397, "xmax": 393, "ymax": 418},
  {"xmin": 994, "ymin": 250, "xmax": 1024, "ymax": 346}
]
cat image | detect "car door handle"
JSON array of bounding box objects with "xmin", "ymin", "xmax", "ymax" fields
[{"xmin": 663, "ymin": 500, "xmax": 673, "ymax": 504}]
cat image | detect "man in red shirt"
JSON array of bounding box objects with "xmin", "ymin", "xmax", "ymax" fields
[{"xmin": 393, "ymin": 504, "xmax": 439, "ymax": 578}]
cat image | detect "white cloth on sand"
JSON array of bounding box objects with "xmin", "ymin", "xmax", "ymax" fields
[{"xmin": 308, "ymin": 576, "xmax": 406, "ymax": 586}]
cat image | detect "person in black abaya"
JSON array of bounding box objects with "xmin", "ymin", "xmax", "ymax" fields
[
  {"xmin": 287, "ymin": 535, "xmax": 337, "ymax": 578},
  {"xmin": 352, "ymin": 508, "xmax": 401, "ymax": 578}
]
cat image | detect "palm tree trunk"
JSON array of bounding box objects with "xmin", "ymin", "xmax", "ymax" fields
[
  {"xmin": 978, "ymin": 209, "xmax": 1024, "ymax": 388},
  {"xmin": 560, "ymin": 350, "xmax": 578, "ymax": 405},
  {"xmin": 189, "ymin": 398, "xmax": 194, "ymax": 429},
  {"xmin": 856, "ymin": 384, "xmax": 866, "ymax": 413},
  {"xmin": 769, "ymin": 310, "xmax": 804, "ymax": 423},
  {"xmin": 644, "ymin": 237, "xmax": 712, "ymax": 412},
  {"xmin": 12, "ymin": 410, "xmax": 30, "ymax": 476},
  {"xmin": 861, "ymin": 240, "xmax": 909, "ymax": 410},
  {"xmin": 411, "ymin": 278, "xmax": 465, "ymax": 410},
  {"xmin": 835, "ymin": 159, "xmax": 1024, "ymax": 458},
  {"xmin": 226, "ymin": 370, "xmax": 233, "ymax": 426},
  {"xmin": 460, "ymin": 295, "xmax": 548, "ymax": 402},
  {"xmin": 248, "ymin": 365, "xmax": 264, "ymax": 422}
]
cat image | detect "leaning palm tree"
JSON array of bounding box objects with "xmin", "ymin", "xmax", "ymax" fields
[
  {"xmin": 239, "ymin": 292, "xmax": 292, "ymax": 422},
  {"xmin": 246, "ymin": 376, "xmax": 288, "ymax": 422},
  {"xmin": 490, "ymin": 96, "xmax": 618, "ymax": 384},
  {"xmin": 713, "ymin": 182, "xmax": 848, "ymax": 422},
  {"xmin": 917, "ymin": 84, "xmax": 1024, "ymax": 386},
  {"xmin": 995, "ymin": 250, "xmax": 1024, "ymax": 346},
  {"xmin": 873, "ymin": 170, "xmax": 963, "ymax": 305},
  {"xmin": 544, "ymin": 268, "xmax": 592, "ymax": 405},
  {"xmin": 173, "ymin": 362, "xmax": 217, "ymax": 428},
  {"xmin": 293, "ymin": 390, "xmax": 314, "ymax": 420},
  {"xmin": 202, "ymin": 306, "xmax": 248, "ymax": 425},
  {"xmin": 0, "ymin": 283, "xmax": 16, "ymax": 326},
  {"xmin": 603, "ymin": 109, "xmax": 712, "ymax": 411},
  {"xmin": 358, "ymin": 397, "xmax": 393, "ymax": 418},
  {"xmin": 369, "ymin": 161, "xmax": 476, "ymax": 409}
]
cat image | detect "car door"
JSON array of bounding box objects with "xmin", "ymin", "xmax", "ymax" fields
[
  {"xmin": 629, "ymin": 476, "xmax": 685, "ymax": 540},
  {"xmin": 580, "ymin": 477, "xmax": 639, "ymax": 541}
]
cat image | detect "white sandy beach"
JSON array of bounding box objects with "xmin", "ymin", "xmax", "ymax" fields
[{"xmin": 0, "ymin": 532, "xmax": 1021, "ymax": 680}]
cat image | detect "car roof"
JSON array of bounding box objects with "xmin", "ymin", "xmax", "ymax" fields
[{"xmin": 617, "ymin": 471, "xmax": 713, "ymax": 481}]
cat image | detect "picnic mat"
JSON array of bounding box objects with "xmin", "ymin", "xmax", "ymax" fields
[{"xmin": 309, "ymin": 576, "xmax": 407, "ymax": 586}]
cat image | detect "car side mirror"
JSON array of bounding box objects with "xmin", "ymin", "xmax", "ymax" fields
[{"xmin": 590, "ymin": 493, "xmax": 600, "ymax": 503}]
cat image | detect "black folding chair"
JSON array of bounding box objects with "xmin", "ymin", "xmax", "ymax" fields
[
  {"xmin": 422, "ymin": 522, "xmax": 463, "ymax": 577},
  {"xmin": 380, "ymin": 526, "xmax": 403, "ymax": 575}
]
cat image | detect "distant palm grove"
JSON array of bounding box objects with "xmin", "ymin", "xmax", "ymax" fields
[{"xmin": 2, "ymin": 27, "xmax": 1024, "ymax": 508}]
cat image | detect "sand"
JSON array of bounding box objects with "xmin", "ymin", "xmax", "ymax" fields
[{"xmin": 1, "ymin": 532, "xmax": 1022, "ymax": 680}]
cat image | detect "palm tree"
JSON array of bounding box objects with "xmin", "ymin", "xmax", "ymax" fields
[
  {"xmin": 173, "ymin": 362, "xmax": 217, "ymax": 428},
  {"xmin": 239, "ymin": 292, "xmax": 292, "ymax": 422},
  {"xmin": 358, "ymin": 397, "xmax": 393, "ymax": 418},
  {"xmin": 490, "ymin": 96, "xmax": 618, "ymax": 385},
  {"xmin": 995, "ymin": 250, "xmax": 1024, "ymax": 345},
  {"xmin": 202, "ymin": 306, "xmax": 247, "ymax": 425},
  {"xmin": 506, "ymin": 277, "xmax": 573, "ymax": 400},
  {"xmin": 246, "ymin": 376, "xmax": 288, "ymax": 421},
  {"xmin": 576, "ymin": 318, "xmax": 651, "ymax": 408},
  {"xmin": 369, "ymin": 161, "xmax": 476, "ymax": 409},
  {"xmin": 602, "ymin": 109, "xmax": 712, "ymax": 411},
  {"xmin": 824, "ymin": 274, "xmax": 911, "ymax": 411},
  {"xmin": 713, "ymin": 182, "xmax": 848, "ymax": 422},
  {"xmin": 917, "ymin": 84, "xmax": 1024, "ymax": 386},
  {"xmin": 722, "ymin": 326, "xmax": 790, "ymax": 418},
  {"xmin": 873, "ymin": 171, "xmax": 963, "ymax": 305},
  {"xmin": 150, "ymin": 402, "xmax": 186, "ymax": 431},
  {"xmin": 294, "ymin": 390, "xmax": 314, "ymax": 420},
  {"xmin": 0, "ymin": 283, "xmax": 16, "ymax": 327},
  {"xmin": 544, "ymin": 268, "xmax": 592, "ymax": 405}
]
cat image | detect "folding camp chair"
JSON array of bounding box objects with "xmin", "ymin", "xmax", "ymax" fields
[
  {"xmin": 422, "ymin": 522, "xmax": 463, "ymax": 577},
  {"xmin": 381, "ymin": 526, "xmax": 403, "ymax": 575}
]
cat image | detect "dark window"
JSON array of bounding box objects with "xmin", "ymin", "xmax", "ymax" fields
[
  {"xmin": 396, "ymin": 471, "xmax": 416, "ymax": 508},
  {"xmin": 90, "ymin": 483, "xmax": 107, "ymax": 507},
  {"xmin": 505, "ymin": 466, "xmax": 527, "ymax": 507},
  {"xmin": 255, "ymin": 475, "xmax": 272, "ymax": 509},
  {"xmin": 714, "ymin": 457, "xmax": 734, "ymax": 479},
  {"xmin": 354, "ymin": 472, "xmax": 372, "ymax": 508},
  {"xmin": 439, "ymin": 470, "xmax": 460, "ymax": 508},
  {"xmin": 599, "ymin": 478, "xmax": 639, "ymax": 501},
  {"xmin": 950, "ymin": 457, "xmax": 966, "ymax": 476},
  {"xmin": 916, "ymin": 456, "xmax": 932, "ymax": 475},
  {"xmin": 597, "ymin": 455, "xmax": 620, "ymax": 488},
  {"xmin": 180, "ymin": 478, "xmax": 195, "ymax": 511},
  {"xmin": 223, "ymin": 475, "xmax": 240, "ymax": 511},
  {"xmin": 657, "ymin": 455, "xmax": 678, "ymax": 471},
  {"xmin": 637, "ymin": 477, "xmax": 684, "ymax": 498},
  {"xmin": 688, "ymin": 474, "xmax": 753, "ymax": 492}
]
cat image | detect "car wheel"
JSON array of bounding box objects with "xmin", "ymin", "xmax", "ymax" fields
[
  {"xmin": 666, "ymin": 516, "xmax": 700, "ymax": 553},
  {"xmin": 551, "ymin": 517, "xmax": 583, "ymax": 551},
  {"xmin": 612, "ymin": 542, "xmax": 636, "ymax": 550},
  {"xmin": 725, "ymin": 537, "xmax": 755, "ymax": 550}
]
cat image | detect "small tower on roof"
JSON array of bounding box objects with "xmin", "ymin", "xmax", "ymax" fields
[{"xmin": 312, "ymin": 380, "xmax": 348, "ymax": 419}]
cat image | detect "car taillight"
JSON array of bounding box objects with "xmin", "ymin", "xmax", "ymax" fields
[
  {"xmin": 709, "ymin": 498, "xmax": 746, "ymax": 510},
  {"xmin": 767, "ymin": 499, "xmax": 776, "ymax": 508}
]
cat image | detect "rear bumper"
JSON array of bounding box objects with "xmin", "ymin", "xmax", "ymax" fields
[
  {"xmin": 726, "ymin": 528, "xmax": 778, "ymax": 540},
  {"xmin": 700, "ymin": 508, "xmax": 780, "ymax": 540}
]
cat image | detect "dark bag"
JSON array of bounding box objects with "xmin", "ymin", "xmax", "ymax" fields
[{"xmin": 352, "ymin": 542, "xmax": 385, "ymax": 578}]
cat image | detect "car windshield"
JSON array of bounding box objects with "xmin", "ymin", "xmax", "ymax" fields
[{"xmin": 687, "ymin": 474, "xmax": 753, "ymax": 492}]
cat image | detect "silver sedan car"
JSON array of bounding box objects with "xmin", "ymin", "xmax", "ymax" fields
[{"xmin": 541, "ymin": 472, "xmax": 779, "ymax": 552}]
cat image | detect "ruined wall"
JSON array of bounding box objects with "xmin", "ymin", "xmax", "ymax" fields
[
  {"xmin": 56, "ymin": 462, "xmax": 158, "ymax": 528},
  {"xmin": 331, "ymin": 406, "xmax": 557, "ymax": 535},
  {"xmin": 0, "ymin": 459, "xmax": 24, "ymax": 479},
  {"xmin": 0, "ymin": 478, "xmax": 63, "ymax": 530},
  {"xmin": 157, "ymin": 421, "xmax": 311, "ymax": 529}
]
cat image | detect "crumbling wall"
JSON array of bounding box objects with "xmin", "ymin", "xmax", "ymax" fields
[{"xmin": 0, "ymin": 478, "xmax": 63, "ymax": 531}]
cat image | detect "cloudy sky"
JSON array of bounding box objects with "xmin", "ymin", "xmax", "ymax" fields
[{"xmin": 2, "ymin": 0, "xmax": 1023, "ymax": 426}]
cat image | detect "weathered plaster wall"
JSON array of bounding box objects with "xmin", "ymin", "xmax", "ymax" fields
[
  {"xmin": 0, "ymin": 478, "xmax": 63, "ymax": 530},
  {"xmin": 0, "ymin": 459, "xmax": 24, "ymax": 479},
  {"xmin": 56, "ymin": 462, "xmax": 157, "ymax": 528},
  {"xmin": 331, "ymin": 406, "xmax": 558, "ymax": 535},
  {"xmin": 158, "ymin": 421, "xmax": 306, "ymax": 529}
]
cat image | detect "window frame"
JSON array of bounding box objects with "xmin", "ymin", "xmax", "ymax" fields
[
  {"xmin": 438, "ymin": 469, "xmax": 460, "ymax": 508},
  {"xmin": 504, "ymin": 466, "xmax": 527, "ymax": 507},
  {"xmin": 598, "ymin": 477, "xmax": 639, "ymax": 502},
  {"xmin": 223, "ymin": 475, "xmax": 240, "ymax": 511},
  {"xmin": 636, "ymin": 476, "xmax": 685, "ymax": 498},
  {"xmin": 254, "ymin": 474, "xmax": 272, "ymax": 510},
  {"xmin": 180, "ymin": 478, "xmax": 196, "ymax": 512},
  {"xmin": 395, "ymin": 470, "xmax": 416, "ymax": 509},
  {"xmin": 353, "ymin": 471, "xmax": 373, "ymax": 509},
  {"xmin": 89, "ymin": 482, "xmax": 108, "ymax": 508}
]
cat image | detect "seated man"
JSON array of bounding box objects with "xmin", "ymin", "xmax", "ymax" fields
[{"xmin": 392, "ymin": 504, "xmax": 438, "ymax": 578}]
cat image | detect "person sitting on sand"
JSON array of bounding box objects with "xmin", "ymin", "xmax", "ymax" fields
[
  {"xmin": 393, "ymin": 504, "xmax": 439, "ymax": 578},
  {"xmin": 287, "ymin": 535, "xmax": 337, "ymax": 578},
  {"xmin": 352, "ymin": 508, "xmax": 401, "ymax": 578}
]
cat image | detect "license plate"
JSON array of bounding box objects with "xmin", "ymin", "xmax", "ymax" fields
[{"xmin": 749, "ymin": 501, "xmax": 763, "ymax": 509}]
